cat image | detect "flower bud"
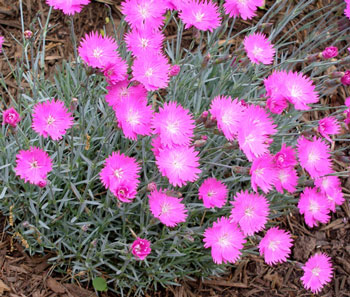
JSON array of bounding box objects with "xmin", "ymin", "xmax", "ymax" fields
[
  {"xmin": 341, "ymin": 71, "xmax": 350, "ymax": 85},
  {"xmin": 131, "ymin": 238, "xmax": 151, "ymax": 260},
  {"xmin": 322, "ymin": 46, "xmax": 338, "ymax": 59},
  {"xmin": 147, "ymin": 182, "xmax": 157, "ymax": 192},
  {"xmin": 24, "ymin": 30, "xmax": 33, "ymax": 39},
  {"xmin": 2, "ymin": 107, "xmax": 21, "ymax": 128},
  {"xmin": 169, "ymin": 65, "xmax": 180, "ymax": 77}
]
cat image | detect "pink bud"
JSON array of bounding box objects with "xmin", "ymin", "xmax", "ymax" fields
[
  {"xmin": 37, "ymin": 180, "xmax": 47, "ymax": 188},
  {"xmin": 131, "ymin": 238, "xmax": 151, "ymax": 260},
  {"xmin": 24, "ymin": 30, "xmax": 33, "ymax": 39},
  {"xmin": 322, "ymin": 46, "xmax": 338, "ymax": 59},
  {"xmin": 2, "ymin": 107, "xmax": 20, "ymax": 127},
  {"xmin": 341, "ymin": 71, "xmax": 350, "ymax": 86},
  {"xmin": 147, "ymin": 182, "xmax": 157, "ymax": 192},
  {"xmin": 169, "ymin": 65, "xmax": 180, "ymax": 77}
]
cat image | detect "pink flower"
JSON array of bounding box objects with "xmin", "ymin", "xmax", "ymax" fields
[
  {"xmin": 114, "ymin": 96, "xmax": 153, "ymax": 140},
  {"xmin": 203, "ymin": 217, "xmax": 246, "ymax": 264},
  {"xmin": 297, "ymin": 136, "xmax": 333, "ymax": 179},
  {"xmin": 78, "ymin": 32, "xmax": 119, "ymax": 69},
  {"xmin": 32, "ymin": 99, "xmax": 73, "ymax": 140},
  {"xmin": 132, "ymin": 53, "xmax": 170, "ymax": 91},
  {"xmin": 125, "ymin": 28, "xmax": 164, "ymax": 57},
  {"xmin": 230, "ymin": 190, "xmax": 270, "ymax": 236},
  {"xmin": 298, "ymin": 187, "xmax": 330, "ymax": 228},
  {"xmin": 14, "ymin": 147, "xmax": 53, "ymax": 186},
  {"xmin": 2, "ymin": 107, "xmax": 20, "ymax": 127},
  {"xmin": 155, "ymin": 146, "xmax": 201, "ymax": 187},
  {"xmin": 318, "ymin": 116, "xmax": 340, "ymax": 142},
  {"xmin": 324, "ymin": 187, "xmax": 345, "ymax": 212},
  {"xmin": 315, "ymin": 175, "xmax": 341, "ymax": 194},
  {"xmin": 274, "ymin": 167, "xmax": 298, "ymax": 194},
  {"xmin": 169, "ymin": 65, "xmax": 181, "ymax": 77},
  {"xmin": 0, "ymin": 36, "xmax": 4, "ymax": 53},
  {"xmin": 273, "ymin": 144, "xmax": 297, "ymax": 169},
  {"xmin": 198, "ymin": 178, "xmax": 228, "ymax": 208},
  {"xmin": 99, "ymin": 152, "xmax": 140, "ymax": 202},
  {"xmin": 243, "ymin": 32, "xmax": 275, "ymax": 65},
  {"xmin": 209, "ymin": 96, "xmax": 244, "ymax": 141},
  {"xmin": 301, "ymin": 253, "xmax": 333, "ymax": 294},
  {"xmin": 152, "ymin": 102, "xmax": 195, "ymax": 148},
  {"xmin": 264, "ymin": 70, "xmax": 289, "ymax": 114},
  {"xmin": 266, "ymin": 95, "xmax": 288, "ymax": 114},
  {"xmin": 223, "ymin": 0, "xmax": 264, "ymax": 20},
  {"xmin": 346, "ymin": 1, "xmax": 350, "ymax": 20},
  {"xmin": 121, "ymin": 0, "xmax": 166, "ymax": 30},
  {"xmin": 258, "ymin": 227, "xmax": 293, "ymax": 266},
  {"xmin": 250, "ymin": 154, "xmax": 278, "ymax": 194},
  {"xmin": 341, "ymin": 70, "xmax": 350, "ymax": 86},
  {"xmin": 148, "ymin": 189, "xmax": 187, "ymax": 227},
  {"xmin": 102, "ymin": 58, "xmax": 128, "ymax": 85},
  {"xmin": 131, "ymin": 238, "xmax": 151, "ymax": 260},
  {"xmin": 46, "ymin": 0, "xmax": 90, "ymax": 15},
  {"xmin": 322, "ymin": 46, "xmax": 338, "ymax": 59},
  {"xmin": 179, "ymin": 0, "xmax": 221, "ymax": 32}
]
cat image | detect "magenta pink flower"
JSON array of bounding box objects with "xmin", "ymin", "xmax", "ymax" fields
[
  {"xmin": 298, "ymin": 187, "xmax": 330, "ymax": 228},
  {"xmin": 132, "ymin": 53, "xmax": 170, "ymax": 91},
  {"xmin": 46, "ymin": 0, "xmax": 90, "ymax": 15},
  {"xmin": 274, "ymin": 167, "xmax": 298, "ymax": 194},
  {"xmin": 14, "ymin": 147, "xmax": 53, "ymax": 186},
  {"xmin": 0, "ymin": 36, "xmax": 4, "ymax": 53},
  {"xmin": 2, "ymin": 107, "xmax": 20, "ymax": 127},
  {"xmin": 264, "ymin": 70, "xmax": 289, "ymax": 114},
  {"xmin": 179, "ymin": 0, "xmax": 221, "ymax": 32},
  {"xmin": 258, "ymin": 227, "xmax": 293, "ymax": 266},
  {"xmin": 273, "ymin": 144, "xmax": 297, "ymax": 169},
  {"xmin": 131, "ymin": 238, "xmax": 151, "ymax": 260},
  {"xmin": 148, "ymin": 189, "xmax": 187, "ymax": 227},
  {"xmin": 169, "ymin": 65, "xmax": 181, "ymax": 77},
  {"xmin": 322, "ymin": 46, "xmax": 338, "ymax": 59},
  {"xmin": 209, "ymin": 95, "xmax": 244, "ymax": 141},
  {"xmin": 198, "ymin": 178, "xmax": 228, "ymax": 208},
  {"xmin": 230, "ymin": 190, "xmax": 269, "ymax": 236},
  {"xmin": 315, "ymin": 175, "xmax": 341, "ymax": 194},
  {"xmin": 266, "ymin": 95, "xmax": 288, "ymax": 114},
  {"xmin": 32, "ymin": 99, "xmax": 73, "ymax": 140},
  {"xmin": 102, "ymin": 58, "xmax": 128, "ymax": 85},
  {"xmin": 250, "ymin": 154, "xmax": 278, "ymax": 194},
  {"xmin": 346, "ymin": 1, "xmax": 350, "ymax": 20},
  {"xmin": 203, "ymin": 217, "xmax": 246, "ymax": 264},
  {"xmin": 341, "ymin": 70, "xmax": 350, "ymax": 86},
  {"xmin": 301, "ymin": 253, "xmax": 333, "ymax": 294},
  {"xmin": 155, "ymin": 145, "xmax": 201, "ymax": 187},
  {"xmin": 99, "ymin": 152, "xmax": 140, "ymax": 202},
  {"xmin": 318, "ymin": 116, "xmax": 340, "ymax": 142},
  {"xmin": 78, "ymin": 32, "xmax": 119, "ymax": 69},
  {"xmin": 152, "ymin": 102, "xmax": 195, "ymax": 148},
  {"xmin": 223, "ymin": 0, "xmax": 264, "ymax": 20},
  {"xmin": 243, "ymin": 32, "xmax": 275, "ymax": 65},
  {"xmin": 297, "ymin": 136, "xmax": 333, "ymax": 179}
]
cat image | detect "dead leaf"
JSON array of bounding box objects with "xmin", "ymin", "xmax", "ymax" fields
[
  {"xmin": 0, "ymin": 279, "xmax": 11, "ymax": 294},
  {"xmin": 47, "ymin": 278, "xmax": 66, "ymax": 294}
]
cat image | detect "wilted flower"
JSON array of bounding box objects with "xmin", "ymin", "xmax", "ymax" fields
[
  {"xmin": 46, "ymin": 0, "xmax": 90, "ymax": 14},
  {"xmin": 318, "ymin": 116, "xmax": 340, "ymax": 142},
  {"xmin": 198, "ymin": 178, "xmax": 228, "ymax": 208},
  {"xmin": 131, "ymin": 238, "xmax": 151, "ymax": 260},
  {"xmin": 322, "ymin": 46, "xmax": 338, "ymax": 59},
  {"xmin": 2, "ymin": 107, "xmax": 20, "ymax": 127},
  {"xmin": 243, "ymin": 32, "xmax": 275, "ymax": 65},
  {"xmin": 224, "ymin": 0, "xmax": 264, "ymax": 20}
]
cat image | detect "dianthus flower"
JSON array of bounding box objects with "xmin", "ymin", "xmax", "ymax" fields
[
  {"xmin": 0, "ymin": 36, "xmax": 4, "ymax": 53},
  {"xmin": 243, "ymin": 32, "xmax": 275, "ymax": 65},
  {"xmin": 301, "ymin": 253, "xmax": 333, "ymax": 294},
  {"xmin": 46, "ymin": 0, "xmax": 90, "ymax": 15},
  {"xmin": 322, "ymin": 46, "xmax": 338, "ymax": 59},
  {"xmin": 125, "ymin": 28, "xmax": 164, "ymax": 57},
  {"xmin": 198, "ymin": 178, "xmax": 228, "ymax": 208},
  {"xmin": 78, "ymin": 32, "xmax": 119, "ymax": 69},
  {"xmin": 230, "ymin": 190, "xmax": 269, "ymax": 236},
  {"xmin": 32, "ymin": 99, "xmax": 73, "ymax": 140},
  {"xmin": 298, "ymin": 187, "xmax": 330, "ymax": 228},
  {"xmin": 131, "ymin": 238, "xmax": 152, "ymax": 260},
  {"xmin": 345, "ymin": 1, "xmax": 350, "ymax": 20},
  {"xmin": 273, "ymin": 144, "xmax": 297, "ymax": 169},
  {"xmin": 258, "ymin": 227, "xmax": 293, "ymax": 266},
  {"xmin": 102, "ymin": 58, "xmax": 128, "ymax": 85},
  {"xmin": 341, "ymin": 70, "xmax": 350, "ymax": 86},
  {"xmin": 114, "ymin": 96, "xmax": 153, "ymax": 140},
  {"xmin": 274, "ymin": 167, "xmax": 298, "ymax": 194},
  {"xmin": 14, "ymin": 147, "xmax": 53, "ymax": 186},
  {"xmin": 99, "ymin": 151, "xmax": 140, "ymax": 203},
  {"xmin": 132, "ymin": 53, "xmax": 170, "ymax": 91},
  {"xmin": 155, "ymin": 145, "xmax": 201, "ymax": 187},
  {"xmin": 318, "ymin": 116, "xmax": 340, "ymax": 142},
  {"xmin": 264, "ymin": 70, "xmax": 289, "ymax": 114},
  {"xmin": 223, "ymin": 0, "xmax": 264, "ymax": 20},
  {"xmin": 209, "ymin": 95, "xmax": 244, "ymax": 141},
  {"xmin": 297, "ymin": 136, "xmax": 333, "ymax": 179},
  {"xmin": 148, "ymin": 189, "xmax": 187, "ymax": 227},
  {"xmin": 250, "ymin": 154, "xmax": 278, "ymax": 194},
  {"xmin": 121, "ymin": 0, "xmax": 166, "ymax": 30},
  {"xmin": 152, "ymin": 102, "xmax": 195, "ymax": 148},
  {"xmin": 203, "ymin": 217, "xmax": 246, "ymax": 264},
  {"xmin": 315, "ymin": 175, "xmax": 341, "ymax": 194},
  {"xmin": 179, "ymin": 0, "xmax": 221, "ymax": 32},
  {"xmin": 169, "ymin": 65, "xmax": 181, "ymax": 77},
  {"xmin": 266, "ymin": 95, "xmax": 288, "ymax": 114},
  {"xmin": 2, "ymin": 107, "xmax": 20, "ymax": 127}
]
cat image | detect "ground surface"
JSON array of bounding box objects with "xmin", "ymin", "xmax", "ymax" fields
[{"xmin": 0, "ymin": 0, "xmax": 349, "ymax": 296}]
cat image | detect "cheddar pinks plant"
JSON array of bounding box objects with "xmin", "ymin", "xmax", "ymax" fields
[{"xmin": 0, "ymin": 0, "xmax": 349, "ymax": 295}]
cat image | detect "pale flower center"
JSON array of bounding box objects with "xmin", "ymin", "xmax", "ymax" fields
[
  {"xmin": 140, "ymin": 38, "xmax": 149, "ymax": 48},
  {"xmin": 238, "ymin": 0, "xmax": 247, "ymax": 3},
  {"xmin": 30, "ymin": 160, "xmax": 39, "ymax": 169},
  {"xmin": 245, "ymin": 206, "xmax": 254, "ymax": 217},
  {"xmin": 161, "ymin": 202, "xmax": 172, "ymax": 215},
  {"xmin": 138, "ymin": 5, "xmax": 149, "ymax": 19},
  {"xmin": 252, "ymin": 46, "xmax": 263, "ymax": 57},
  {"xmin": 207, "ymin": 190, "xmax": 216, "ymax": 197},
  {"xmin": 127, "ymin": 110, "xmax": 140, "ymax": 126},
  {"xmin": 222, "ymin": 111, "xmax": 233, "ymax": 125},
  {"xmin": 326, "ymin": 194, "xmax": 334, "ymax": 202},
  {"xmin": 244, "ymin": 134, "xmax": 255, "ymax": 145},
  {"xmin": 47, "ymin": 115, "xmax": 55, "ymax": 125},
  {"xmin": 166, "ymin": 121, "xmax": 180, "ymax": 134},
  {"xmin": 290, "ymin": 84, "xmax": 303, "ymax": 98},
  {"xmin": 308, "ymin": 150, "xmax": 320, "ymax": 164},
  {"xmin": 93, "ymin": 48, "xmax": 103, "ymax": 58},
  {"xmin": 194, "ymin": 11, "xmax": 205, "ymax": 23},
  {"xmin": 309, "ymin": 200, "xmax": 319, "ymax": 213},
  {"xmin": 145, "ymin": 68, "xmax": 153, "ymax": 78},
  {"xmin": 268, "ymin": 240, "xmax": 280, "ymax": 251},
  {"xmin": 172, "ymin": 157, "xmax": 184, "ymax": 170},
  {"xmin": 322, "ymin": 178, "xmax": 329, "ymax": 189},
  {"xmin": 312, "ymin": 267, "xmax": 321, "ymax": 277},
  {"xmin": 279, "ymin": 171, "xmax": 288, "ymax": 183},
  {"xmin": 114, "ymin": 168, "xmax": 124, "ymax": 179},
  {"xmin": 254, "ymin": 168, "xmax": 264, "ymax": 177},
  {"xmin": 218, "ymin": 233, "xmax": 230, "ymax": 247},
  {"xmin": 120, "ymin": 87, "xmax": 129, "ymax": 97}
]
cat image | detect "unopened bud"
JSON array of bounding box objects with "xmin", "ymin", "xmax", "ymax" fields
[
  {"xmin": 147, "ymin": 182, "xmax": 157, "ymax": 192},
  {"xmin": 341, "ymin": 71, "xmax": 350, "ymax": 85},
  {"xmin": 24, "ymin": 30, "xmax": 33, "ymax": 39},
  {"xmin": 169, "ymin": 65, "xmax": 180, "ymax": 77},
  {"xmin": 201, "ymin": 53, "xmax": 211, "ymax": 68},
  {"xmin": 194, "ymin": 139, "xmax": 206, "ymax": 147},
  {"xmin": 70, "ymin": 97, "xmax": 78, "ymax": 112}
]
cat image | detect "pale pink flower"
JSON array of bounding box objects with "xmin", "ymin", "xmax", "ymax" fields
[
  {"xmin": 258, "ymin": 227, "xmax": 293, "ymax": 266},
  {"xmin": 14, "ymin": 147, "xmax": 53, "ymax": 186},
  {"xmin": 46, "ymin": 0, "xmax": 90, "ymax": 15},
  {"xmin": 223, "ymin": 0, "xmax": 264, "ymax": 20},
  {"xmin": 318, "ymin": 116, "xmax": 340, "ymax": 142},
  {"xmin": 156, "ymin": 146, "xmax": 201, "ymax": 187},
  {"xmin": 32, "ymin": 99, "xmax": 73, "ymax": 140},
  {"xmin": 179, "ymin": 0, "xmax": 221, "ymax": 32},
  {"xmin": 324, "ymin": 187, "xmax": 345, "ymax": 212},
  {"xmin": 297, "ymin": 136, "xmax": 333, "ymax": 179},
  {"xmin": 203, "ymin": 217, "xmax": 246, "ymax": 264},
  {"xmin": 131, "ymin": 238, "xmax": 151, "ymax": 260},
  {"xmin": 132, "ymin": 53, "xmax": 170, "ymax": 91},
  {"xmin": 250, "ymin": 154, "xmax": 278, "ymax": 194},
  {"xmin": 152, "ymin": 102, "xmax": 195, "ymax": 148},
  {"xmin": 322, "ymin": 46, "xmax": 338, "ymax": 59},
  {"xmin": 315, "ymin": 175, "xmax": 344, "ymax": 212},
  {"xmin": 2, "ymin": 107, "xmax": 20, "ymax": 127},
  {"xmin": 298, "ymin": 187, "xmax": 330, "ymax": 228},
  {"xmin": 209, "ymin": 95, "xmax": 244, "ymax": 141},
  {"xmin": 0, "ymin": 36, "xmax": 4, "ymax": 53},
  {"xmin": 148, "ymin": 189, "xmax": 187, "ymax": 227},
  {"xmin": 301, "ymin": 253, "xmax": 333, "ymax": 294},
  {"xmin": 198, "ymin": 178, "xmax": 228, "ymax": 208},
  {"xmin": 274, "ymin": 167, "xmax": 298, "ymax": 194},
  {"xmin": 102, "ymin": 58, "xmax": 128, "ymax": 85},
  {"xmin": 273, "ymin": 144, "xmax": 297, "ymax": 169},
  {"xmin": 230, "ymin": 190, "xmax": 269, "ymax": 236},
  {"xmin": 243, "ymin": 32, "xmax": 275, "ymax": 65}
]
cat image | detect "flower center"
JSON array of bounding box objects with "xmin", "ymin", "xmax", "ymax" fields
[
  {"xmin": 309, "ymin": 200, "xmax": 319, "ymax": 213},
  {"xmin": 252, "ymin": 46, "xmax": 263, "ymax": 57},
  {"xmin": 218, "ymin": 233, "xmax": 230, "ymax": 247},
  {"xmin": 114, "ymin": 168, "xmax": 124, "ymax": 179},
  {"xmin": 47, "ymin": 115, "xmax": 55, "ymax": 125},
  {"xmin": 279, "ymin": 171, "xmax": 289, "ymax": 183},
  {"xmin": 222, "ymin": 111, "xmax": 234, "ymax": 125},
  {"xmin": 145, "ymin": 68, "xmax": 153, "ymax": 78},
  {"xmin": 172, "ymin": 157, "xmax": 183, "ymax": 170},
  {"xmin": 244, "ymin": 206, "xmax": 254, "ymax": 217},
  {"xmin": 207, "ymin": 190, "xmax": 216, "ymax": 197},
  {"xmin": 120, "ymin": 87, "xmax": 129, "ymax": 97},
  {"xmin": 254, "ymin": 168, "xmax": 264, "ymax": 177},
  {"xmin": 161, "ymin": 202, "xmax": 172, "ymax": 215},
  {"xmin": 140, "ymin": 38, "xmax": 149, "ymax": 48},
  {"xmin": 194, "ymin": 11, "xmax": 205, "ymax": 23},
  {"xmin": 30, "ymin": 160, "xmax": 38, "ymax": 169},
  {"xmin": 127, "ymin": 110, "xmax": 140, "ymax": 125},
  {"xmin": 244, "ymin": 134, "xmax": 255, "ymax": 145},
  {"xmin": 166, "ymin": 121, "xmax": 180, "ymax": 134},
  {"xmin": 322, "ymin": 178, "xmax": 329, "ymax": 189},
  {"xmin": 138, "ymin": 4, "xmax": 149, "ymax": 19},
  {"xmin": 268, "ymin": 239, "xmax": 280, "ymax": 251},
  {"xmin": 93, "ymin": 48, "xmax": 103, "ymax": 58},
  {"xmin": 308, "ymin": 149, "xmax": 320, "ymax": 163},
  {"xmin": 311, "ymin": 267, "xmax": 321, "ymax": 276},
  {"xmin": 290, "ymin": 84, "xmax": 303, "ymax": 98}
]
